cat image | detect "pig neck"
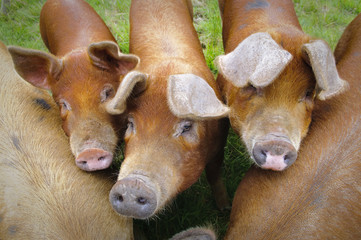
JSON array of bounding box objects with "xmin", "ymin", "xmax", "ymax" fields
[
  {"xmin": 40, "ymin": 0, "xmax": 116, "ymax": 57},
  {"xmin": 129, "ymin": 0, "xmax": 218, "ymax": 92}
]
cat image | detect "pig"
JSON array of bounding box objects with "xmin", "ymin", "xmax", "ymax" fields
[
  {"xmin": 104, "ymin": 0, "xmax": 230, "ymax": 219},
  {"xmin": 223, "ymin": 13, "xmax": 361, "ymax": 240},
  {"xmin": 7, "ymin": 0, "xmax": 139, "ymax": 171},
  {"xmin": 0, "ymin": 41, "xmax": 133, "ymax": 239},
  {"xmin": 215, "ymin": 0, "xmax": 348, "ymax": 170}
]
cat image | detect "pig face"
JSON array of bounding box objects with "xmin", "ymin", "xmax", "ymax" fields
[
  {"xmin": 8, "ymin": 41, "xmax": 139, "ymax": 171},
  {"xmin": 106, "ymin": 71, "xmax": 229, "ymax": 219},
  {"xmin": 216, "ymin": 32, "xmax": 348, "ymax": 171}
]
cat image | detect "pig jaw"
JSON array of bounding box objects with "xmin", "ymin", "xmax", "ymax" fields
[{"xmin": 69, "ymin": 118, "xmax": 118, "ymax": 171}]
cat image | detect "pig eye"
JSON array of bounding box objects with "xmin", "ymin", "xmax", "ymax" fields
[
  {"xmin": 300, "ymin": 89, "xmax": 315, "ymax": 103},
  {"xmin": 59, "ymin": 99, "xmax": 71, "ymax": 112},
  {"xmin": 241, "ymin": 84, "xmax": 261, "ymax": 96},
  {"xmin": 173, "ymin": 120, "xmax": 194, "ymax": 137},
  {"xmin": 100, "ymin": 84, "xmax": 115, "ymax": 102},
  {"xmin": 181, "ymin": 121, "xmax": 193, "ymax": 134}
]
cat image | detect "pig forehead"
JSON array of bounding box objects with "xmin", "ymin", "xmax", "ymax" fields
[
  {"xmin": 264, "ymin": 63, "xmax": 315, "ymax": 94},
  {"xmin": 60, "ymin": 52, "xmax": 120, "ymax": 85}
]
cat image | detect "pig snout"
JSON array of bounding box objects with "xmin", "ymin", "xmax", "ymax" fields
[
  {"xmin": 75, "ymin": 148, "xmax": 113, "ymax": 171},
  {"xmin": 109, "ymin": 175, "xmax": 157, "ymax": 219},
  {"xmin": 252, "ymin": 140, "xmax": 297, "ymax": 171}
]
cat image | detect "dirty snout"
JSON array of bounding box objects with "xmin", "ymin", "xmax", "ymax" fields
[
  {"xmin": 70, "ymin": 118, "xmax": 118, "ymax": 171},
  {"xmin": 252, "ymin": 135, "xmax": 297, "ymax": 171},
  {"xmin": 109, "ymin": 174, "xmax": 158, "ymax": 219}
]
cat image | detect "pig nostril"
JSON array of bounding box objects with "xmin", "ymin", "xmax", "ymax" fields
[
  {"xmin": 137, "ymin": 197, "xmax": 147, "ymax": 205},
  {"xmin": 261, "ymin": 150, "xmax": 267, "ymax": 157},
  {"xmin": 117, "ymin": 194, "xmax": 124, "ymax": 202},
  {"xmin": 80, "ymin": 161, "xmax": 87, "ymax": 165},
  {"xmin": 284, "ymin": 155, "xmax": 290, "ymax": 164},
  {"xmin": 98, "ymin": 156, "xmax": 105, "ymax": 161}
]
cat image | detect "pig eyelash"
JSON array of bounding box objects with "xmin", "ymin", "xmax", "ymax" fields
[{"xmin": 100, "ymin": 84, "xmax": 115, "ymax": 102}]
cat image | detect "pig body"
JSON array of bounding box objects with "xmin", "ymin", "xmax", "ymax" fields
[
  {"xmin": 216, "ymin": 0, "xmax": 347, "ymax": 170},
  {"xmin": 224, "ymin": 13, "xmax": 361, "ymax": 240},
  {"xmin": 0, "ymin": 42, "xmax": 133, "ymax": 239},
  {"xmin": 8, "ymin": 0, "xmax": 139, "ymax": 171},
  {"xmin": 107, "ymin": 0, "xmax": 230, "ymax": 219}
]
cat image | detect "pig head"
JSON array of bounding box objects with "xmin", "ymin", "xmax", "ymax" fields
[
  {"xmin": 216, "ymin": 32, "xmax": 348, "ymax": 171},
  {"xmin": 104, "ymin": 66, "xmax": 229, "ymax": 219},
  {"xmin": 8, "ymin": 42, "xmax": 139, "ymax": 171}
]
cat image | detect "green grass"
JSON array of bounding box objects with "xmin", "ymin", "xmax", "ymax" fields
[{"xmin": 1, "ymin": 0, "xmax": 360, "ymax": 239}]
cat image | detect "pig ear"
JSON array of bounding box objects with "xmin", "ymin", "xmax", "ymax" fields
[
  {"xmin": 106, "ymin": 71, "xmax": 148, "ymax": 115},
  {"xmin": 169, "ymin": 227, "xmax": 216, "ymax": 240},
  {"xmin": 7, "ymin": 46, "xmax": 62, "ymax": 90},
  {"xmin": 215, "ymin": 32, "xmax": 293, "ymax": 88},
  {"xmin": 88, "ymin": 41, "xmax": 140, "ymax": 75},
  {"xmin": 301, "ymin": 40, "xmax": 348, "ymax": 100},
  {"xmin": 167, "ymin": 74, "xmax": 229, "ymax": 119}
]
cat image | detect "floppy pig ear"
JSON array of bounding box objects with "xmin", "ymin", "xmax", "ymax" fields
[
  {"xmin": 301, "ymin": 40, "xmax": 348, "ymax": 100},
  {"xmin": 106, "ymin": 71, "xmax": 148, "ymax": 115},
  {"xmin": 167, "ymin": 74, "xmax": 229, "ymax": 119},
  {"xmin": 215, "ymin": 32, "xmax": 292, "ymax": 88},
  {"xmin": 7, "ymin": 46, "xmax": 62, "ymax": 90},
  {"xmin": 88, "ymin": 41, "xmax": 140, "ymax": 75},
  {"xmin": 169, "ymin": 227, "xmax": 216, "ymax": 240}
]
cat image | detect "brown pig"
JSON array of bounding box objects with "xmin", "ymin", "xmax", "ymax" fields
[
  {"xmin": 0, "ymin": 41, "xmax": 133, "ymax": 239},
  {"xmin": 104, "ymin": 0, "xmax": 230, "ymax": 219},
  {"xmin": 223, "ymin": 13, "xmax": 361, "ymax": 239},
  {"xmin": 215, "ymin": 0, "xmax": 348, "ymax": 170},
  {"xmin": 7, "ymin": 0, "xmax": 139, "ymax": 171}
]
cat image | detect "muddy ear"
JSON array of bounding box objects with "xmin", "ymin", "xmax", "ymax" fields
[
  {"xmin": 167, "ymin": 74, "xmax": 229, "ymax": 119},
  {"xmin": 215, "ymin": 32, "xmax": 292, "ymax": 88},
  {"xmin": 169, "ymin": 227, "xmax": 216, "ymax": 240},
  {"xmin": 302, "ymin": 40, "xmax": 348, "ymax": 100},
  {"xmin": 106, "ymin": 71, "xmax": 148, "ymax": 115},
  {"xmin": 7, "ymin": 46, "xmax": 62, "ymax": 90},
  {"xmin": 88, "ymin": 41, "xmax": 140, "ymax": 75}
]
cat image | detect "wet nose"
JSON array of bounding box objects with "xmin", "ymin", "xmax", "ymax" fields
[
  {"xmin": 109, "ymin": 176, "xmax": 157, "ymax": 219},
  {"xmin": 75, "ymin": 148, "xmax": 113, "ymax": 171},
  {"xmin": 252, "ymin": 141, "xmax": 297, "ymax": 171}
]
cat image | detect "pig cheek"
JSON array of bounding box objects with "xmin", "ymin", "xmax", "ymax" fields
[
  {"xmin": 229, "ymin": 94, "xmax": 258, "ymax": 139},
  {"xmin": 61, "ymin": 114, "xmax": 73, "ymax": 137},
  {"xmin": 298, "ymin": 104, "xmax": 313, "ymax": 141}
]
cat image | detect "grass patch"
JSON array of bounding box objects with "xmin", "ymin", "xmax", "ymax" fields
[{"xmin": 1, "ymin": 0, "xmax": 359, "ymax": 239}]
